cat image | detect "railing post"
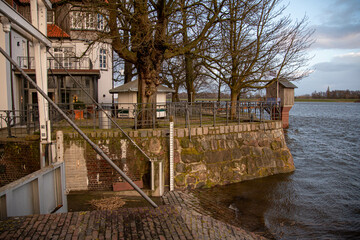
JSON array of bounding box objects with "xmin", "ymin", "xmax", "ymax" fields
[
  {"xmin": 27, "ymin": 106, "xmax": 31, "ymax": 134},
  {"xmin": 226, "ymin": 101, "xmax": 228, "ymax": 125},
  {"xmin": 185, "ymin": 103, "xmax": 188, "ymax": 128},
  {"xmin": 238, "ymin": 101, "xmax": 240, "ymax": 125},
  {"xmin": 153, "ymin": 103, "xmax": 156, "ymax": 130},
  {"xmin": 213, "ymin": 102, "xmax": 216, "ymax": 127},
  {"xmin": 6, "ymin": 111, "xmax": 12, "ymax": 138},
  {"xmin": 200, "ymin": 103, "xmax": 202, "ymax": 127}
]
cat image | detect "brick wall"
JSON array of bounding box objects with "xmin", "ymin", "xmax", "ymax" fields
[{"xmin": 0, "ymin": 137, "xmax": 40, "ymax": 187}]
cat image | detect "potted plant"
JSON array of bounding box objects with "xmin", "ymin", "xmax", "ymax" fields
[{"xmin": 74, "ymin": 100, "xmax": 86, "ymax": 120}]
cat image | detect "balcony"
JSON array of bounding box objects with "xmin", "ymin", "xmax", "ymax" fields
[{"xmin": 18, "ymin": 56, "xmax": 93, "ymax": 70}]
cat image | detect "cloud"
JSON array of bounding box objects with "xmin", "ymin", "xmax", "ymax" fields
[
  {"xmin": 313, "ymin": 24, "xmax": 360, "ymax": 49},
  {"xmin": 312, "ymin": 0, "xmax": 360, "ymax": 49},
  {"xmin": 313, "ymin": 51, "xmax": 360, "ymax": 72}
]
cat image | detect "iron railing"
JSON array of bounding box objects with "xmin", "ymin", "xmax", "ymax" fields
[
  {"xmin": 0, "ymin": 101, "xmax": 281, "ymax": 137},
  {"xmin": 17, "ymin": 56, "xmax": 93, "ymax": 70},
  {"xmin": 0, "ymin": 109, "xmax": 39, "ymax": 138}
]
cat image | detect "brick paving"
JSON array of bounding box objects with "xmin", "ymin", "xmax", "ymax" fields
[{"xmin": 0, "ymin": 191, "xmax": 266, "ymax": 240}]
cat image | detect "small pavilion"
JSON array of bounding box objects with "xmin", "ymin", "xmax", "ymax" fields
[{"xmin": 265, "ymin": 78, "xmax": 297, "ymax": 128}]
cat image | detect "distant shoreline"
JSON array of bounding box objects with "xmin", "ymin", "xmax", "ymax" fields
[{"xmin": 294, "ymin": 99, "xmax": 359, "ymax": 103}]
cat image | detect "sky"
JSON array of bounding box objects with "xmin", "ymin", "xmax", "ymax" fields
[{"xmin": 284, "ymin": 0, "xmax": 360, "ymax": 95}]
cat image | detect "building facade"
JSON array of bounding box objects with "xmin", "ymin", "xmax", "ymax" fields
[{"xmin": 5, "ymin": 0, "xmax": 113, "ymax": 115}]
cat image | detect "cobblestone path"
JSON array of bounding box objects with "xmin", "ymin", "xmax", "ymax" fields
[{"xmin": 0, "ymin": 191, "xmax": 266, "ymax": 239}]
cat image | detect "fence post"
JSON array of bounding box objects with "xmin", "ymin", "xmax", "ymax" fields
[
  {"xmin": 238, "ymin": 101, "xmax": 240, "ymax": 125},
  {"xmin": 226, "ymin": 101, "xmax": 228, "ymax": 125},
  {"xmin": 152, "ymin": 103, "xmax": 156, "ymax": 129},
  {"xmin": 6, "ymin": 111, "xmax": 12, "ymax": 138},
  {"xmin": 27, "ymin": 106, "xmax": 31, "ymax": 134},
  {"xmin": 185, "ymin": 103, "xmax": 188, "ymax": 128},
  {"xmin": 200, "ymin": 103, "xmax": 202, "ymax": 127},
  {"xmin": 213, "ymin": 102, "xmax": 216, "ymax": 127}
]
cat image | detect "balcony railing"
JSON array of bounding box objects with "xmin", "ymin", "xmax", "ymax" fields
[{"xmin": 17, "ymin": 56, "xmax": 93, "ymax": 70}]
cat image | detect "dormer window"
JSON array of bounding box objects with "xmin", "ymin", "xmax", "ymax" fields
[
  {"xmin": 97, "ymin": 14, "xmax": 104, "ymax": 31},
  {"xmin": 84, "ymin": 13, "xmax": 95, "ymax": 30},
  {"xmin": 71, "ymin": 11, "xmax": 83, "ymax": 30}
]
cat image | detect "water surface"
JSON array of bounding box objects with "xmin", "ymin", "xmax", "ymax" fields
[{"xmin": 198, "ymin": 102, "xmax": 360, "ymax": 239}]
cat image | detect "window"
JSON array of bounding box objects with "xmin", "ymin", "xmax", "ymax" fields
[
  {"xmin": 84, "ymin": 13, "xmax": 95, "ymax": 30},
  {"xmin": 47, "ymin": 11, "xmax": 54, "ymax": 24},
  {"xmin": 97, "ymin": 14, "xmax": 104, "ymax": 31},
  {"xmin": 71, "ymin": 12, "xmax": 83, "ymax": 29},
  {"xmin": 53, "ymin": 48, "xmax": 74, "ymax": 69},
  {"xmin": 99, "ymin": 49, "xmax": 107, "ymax": 69}
]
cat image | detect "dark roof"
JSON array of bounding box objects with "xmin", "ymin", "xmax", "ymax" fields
[
  {"xmin": 109, "ymin": 79, "xmax": 175, "ymax": 94},
  {"xmin": 266, "ymin": 78, "xmax": 298, "ymax": 89},
  {"xmin": 47, "ymin": 24, "xmax": 70, "ymax": 38}
]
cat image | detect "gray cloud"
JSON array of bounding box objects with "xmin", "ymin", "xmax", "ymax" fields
[
  {"xmin": 312, "ymin": 0, "xmax": 360, "ymax": 49},
  {"xmin": 313, "ymin": 52, "xmax": 360, "ymax": 72}
]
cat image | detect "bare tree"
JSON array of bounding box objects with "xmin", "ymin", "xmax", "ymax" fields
[
  {"xmin": 104, "ymin": 0, "xmax": 223, "ymax": 127},
  {"xmin": 205, "ymin": 0, "xmax": 314, "ymax": 118}
]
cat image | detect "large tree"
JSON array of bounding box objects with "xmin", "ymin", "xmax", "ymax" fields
[
  {"xmin": 204, "ymin": 0, "xmax": 314, "ymax": 118},
  {"xmin": 105, "ymin": 0, "xmax": 223, "ymax": 127}
]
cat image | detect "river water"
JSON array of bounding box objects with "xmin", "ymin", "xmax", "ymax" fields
[{"xmin": 197, "ymin": 102, "xmax": 360, "ymax": 239}]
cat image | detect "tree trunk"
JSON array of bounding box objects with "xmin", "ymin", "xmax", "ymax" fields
[
  {"xmin": 136, "ymin": 54, "xmax": 162, "ymax": 129},
  {"xmin": 230, "ymin": 89, "xmax": 239, "ymax": 120},
  {"xmin": 185, "ymin": 53, "xmax": 195, "ymax": 103},
  {"xmin": 218, "ymin": 79, "xmax": 222, "ymax": 102},
  {"xmin": 172, "ymin": 84, "xmax": 180, "ymax": 102},
  {"xmin": 123, "ymin": 29, "xmax": 133, "ymax": 84},
  {"xmin": 124, "ymin": 60, "xmax": 133, "ymax": 84}
]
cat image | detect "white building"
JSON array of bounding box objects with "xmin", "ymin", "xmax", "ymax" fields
[
  {"xmin": 5, "ymin": 0, "xmax": 113, "ymax": 114},
  {"xmin": 109, "ymin": 79, "xmax": 174, "ymax": 118}
]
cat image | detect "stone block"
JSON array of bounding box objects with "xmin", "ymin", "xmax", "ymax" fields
[
  {"xmin": 203, "ymin": 127, "xmax": 208, "ymax": 135},
  {"xmin": 140, "ymin": 131, "xmax": 147, "ymax": 138},
  {"xmin": 192, "ymin": 164, "xmax": 206, "ymax": 172},
  {"xmin": 197, "ymin": 127, "xmax": 203, "ymax": 135},
  {"xmin": 184, "ymin": 128, "xmax": 189, "ymax": 137},
  {"xmin": 234, "ymin": 125, "xmax": 239, "ymax": 132},
  {"xmin": 191, "ymin": 128, "xmax": 196, "ymax": 136},
  {"xmin": 177, "ymin": 129, "xmax": 184, "ymax": 138},
  {"xmin": 220, "ymin": 126, "xmax": 225, "ymax": 134},
  {"xmin": 133, "ymin": 131, "xmax": 138, "ymax": 138}
]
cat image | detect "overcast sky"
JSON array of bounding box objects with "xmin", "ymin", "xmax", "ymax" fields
[{"xmin": 284, "ymin": 0, "xmax": 360, "ymax": 95}]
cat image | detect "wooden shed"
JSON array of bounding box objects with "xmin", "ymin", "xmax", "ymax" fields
[
  {"xmin": 265, "ymin": 78, "xmax": 297, "ymax": 128},
  {"xmin": 109, "ymin": 79, "xmax": 175, "ymax": 118}
]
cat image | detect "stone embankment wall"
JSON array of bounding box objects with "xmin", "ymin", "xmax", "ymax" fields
[
  {"xmin": 173, "ymin": 121, "xmax": 294, "ymax": 189},
  {"xmin": 60, "ymin": 121, "xmax": 294, "ymax": 192}
]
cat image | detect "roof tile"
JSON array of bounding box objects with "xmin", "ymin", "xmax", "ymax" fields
[{"xmin": 47, "ymin": 24, "xmax": 70, "ymax": 38}]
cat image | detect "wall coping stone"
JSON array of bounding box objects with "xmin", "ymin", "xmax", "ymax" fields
[{"xmin": 62, "ymin": 121, "xmax": 282, "ymax": 139}]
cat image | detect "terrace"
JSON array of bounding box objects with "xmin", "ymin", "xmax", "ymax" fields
[{"xmin": 0, "ymin": 100, "xmax": 281, "ymax": 138}]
